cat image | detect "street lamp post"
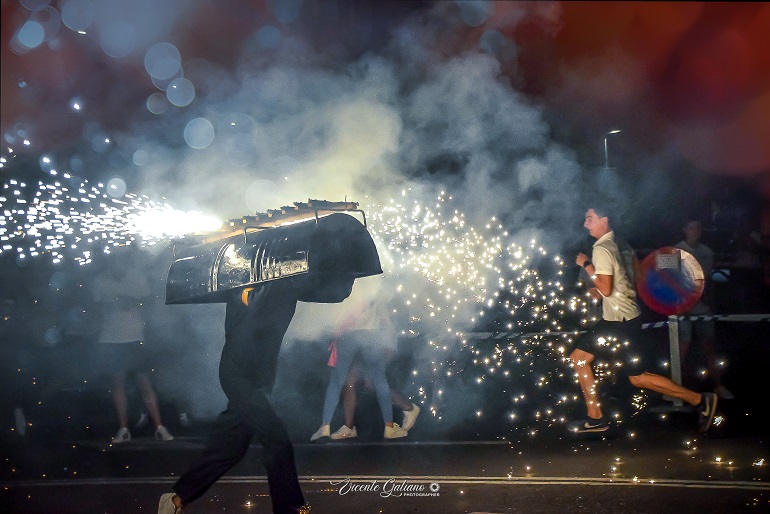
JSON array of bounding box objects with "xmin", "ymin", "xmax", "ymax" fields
[{"xmin": 604, "ymin": 129, "xmax": 621, "ymax": 168}]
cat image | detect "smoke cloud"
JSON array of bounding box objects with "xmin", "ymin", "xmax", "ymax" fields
[{"xmin": 33, "ymin": 2, "xmax": 594, "ymax": 429}]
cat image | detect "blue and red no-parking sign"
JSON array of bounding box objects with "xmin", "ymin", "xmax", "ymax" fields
[{"xmin": 636, "ymin": 246, "xmax": 704, "ymax": 315}]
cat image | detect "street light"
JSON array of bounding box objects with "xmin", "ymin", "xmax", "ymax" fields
[{"xmin": 604, "ymin": 129, "xmax": 621, "ymax": 168}]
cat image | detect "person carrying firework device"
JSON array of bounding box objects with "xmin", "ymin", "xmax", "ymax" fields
[{"xmin": 159, "ymin": 206, "xmax": 381, "ymax": 514}]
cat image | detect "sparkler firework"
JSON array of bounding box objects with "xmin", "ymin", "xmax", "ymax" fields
[
  {"xmin": 360, "ymin": 190, "xmax": 629, "ymax": 435},
  {"xmin": 0, "ymin": 168, "xmax": 221, "ymax": 265}
]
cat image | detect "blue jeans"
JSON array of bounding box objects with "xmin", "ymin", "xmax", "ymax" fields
[{"xmin": 322, "ymin": 329, "xmax": 393, "ymax": 424}]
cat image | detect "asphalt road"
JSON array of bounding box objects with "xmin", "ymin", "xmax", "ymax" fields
[{"xmin": 2, "ymin": 421, "xmax": 768, "ymax": 513}]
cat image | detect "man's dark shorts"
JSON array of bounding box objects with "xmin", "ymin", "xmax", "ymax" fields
[{"xmin": 573, "ymin": 318, "xmax": 648, "ymax": 377}]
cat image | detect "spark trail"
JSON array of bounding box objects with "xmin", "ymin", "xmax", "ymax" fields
[
  {"xmin": 1, "ymin": 173, "xmax": 221, "ymax": 265},
  {"xmin": 362, "ymin": 190, "xmax": 632, "ymax": 436}
]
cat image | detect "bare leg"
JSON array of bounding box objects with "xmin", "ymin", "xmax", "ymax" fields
[
  {"xmin": 135, "ymin": 372, "xmax": 163, "ymax": 428},
  {"xmin": 628, "ymin": 372, "xmax": 701, "ymax": 405},
  {"xmin": 111, "ymin": 372, "xmax": 129, "ymax": 428},
  {"xmin": 569, "ymin": 349, "xmax": 603, "ymax": 419},
  {"xmin": 342, "ymin": 382, "xmax": 357, "ymax": 429}
]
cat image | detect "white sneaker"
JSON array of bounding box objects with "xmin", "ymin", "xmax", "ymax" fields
[
  {"xmin": 158, "ymin": 492, "xmax": 182, "ymax": 513},
  {"xmin": 112, "ymin": 427, "xmax": 131, "ymax": 444},
  {"xmin": 402, "ymin": 404, "xmax": 420, "ymax": 431},
  {"xmin": 310, "ymin": 424, "xmax": 330, "ymax": 442},
  {"xmin": 155, "ymin": 425, "xmax": 174, "ymax": 441},
  {"xmin": 179, "ymin": 413, "xmax": 191, "ymax": 428},
  {"xmin": 715, "ymin": 385, "xmax": 735, "ymax": 400},
  {"xmin": 135, "ymin": 413, "xmax": 149, "ymax": 430},
  {"xmin": 384, "ymin": 423, "xmax": 408, "ymax": 439},
  {"xmin": 330, "ymin": 425, "xmax": 357, "ymax": 440}
]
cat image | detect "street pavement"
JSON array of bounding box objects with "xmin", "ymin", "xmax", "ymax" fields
[{"xmin": 2, "ymin": 416, "xmax": 768, "ymax": 513}]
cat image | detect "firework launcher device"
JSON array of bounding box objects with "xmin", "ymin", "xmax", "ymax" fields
[{"xmin": 165, "ymin": 200, "xmax": 382, "ymax": 305}]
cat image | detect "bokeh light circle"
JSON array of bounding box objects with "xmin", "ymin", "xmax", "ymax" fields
[
  {"xmin": 20, "ymin": 0, "xmax": 51, "ymax": 10},
  {"xmin": 132, "ymin": 149, "xmax": 149, "ymax": 166},
  {"xmin": 184, "ymin": 118, "xmax": 215, "ymax": 149},
  {"xmin": 16, "ymin": 21, "xmax": 45, "ymax": 49},
  {"xmin": 144, "ymin": 42, "xmax": 181, "ymax": 80},
  {"xmin": 61, "ymin": 0, "xmax": 95, "ymax": 31},
  {"xmin": 146, "ymin": 92, "xmax": 168, "ymax": 114},
  {"xmin": 100, "ymin": 21, "xmax": 136, "ymax": 58},
  {"xmin": 106, "ymin": 177, "xmax": 127, "ymax": 198},
  {"xmin": 166, "ymin": 78, "xmax": 195, "ymax": 107},
  {"xmin": 44, "ymin": 327, "xmax": 62, "ymax": 346}
]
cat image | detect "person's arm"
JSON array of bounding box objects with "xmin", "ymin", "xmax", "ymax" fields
[{"xmin": 576, "ymin": 251, "xmax": 614, "ymax": 297}]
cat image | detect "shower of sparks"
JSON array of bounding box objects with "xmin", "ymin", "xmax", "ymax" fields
[
  {"xmin": 360, "ymin": 190, "xmax": 644, "ymax": 435},
  {"xmin": 0, "ymin": 173, "xmax": 221, "ymax": 265}
]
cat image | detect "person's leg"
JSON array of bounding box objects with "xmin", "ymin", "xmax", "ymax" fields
[
  {"xmin": 134, "ymin": 372, "xmax": 162, "ymax": 428},
  {"xmin": 391, "ymin": 390, "xmax": 413, "ymax": 411},
  {"xmin": 321, "ymin": 340, "xmax": 356, "ymax": 425},
  {"xmin": 361, "ymin": 347, "xmax": 393, "ymax": 425},
  {"xmin": 110, "ymin": 371, "xmax": 129, "ymax": 428},
  {"xmin": 173, "ymin": 407, "xmax": 253, "ymax": 506},
  {"xmin": 569, "ymin": 348, "xmax": 603, "ymax": 419},
  {"xmin": 342, "ymin": 365, "xmax": 361, "ymax": 429},
  {"xmin": 627, "ymin": 372, "xmax": 701, "ymax": 405},
  {"xmin": 240, "ymin": 391, "xmax": 305, "ymax": 514}
]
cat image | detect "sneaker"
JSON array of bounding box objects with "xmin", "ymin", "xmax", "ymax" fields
[
  {"xmin": 310, "ymin": 424, "xmax": 330, "ymax": 442},
  {"xmin": 112, "ymin": 426, "xmax": 131, "ymax": 444},
  {"xmin": 698, "ymin": 392, "xmax": 718, "ymax": 432},
  {"xmin": 567, "ymin": 417, "xmax": 609, "ymax": 433},
  {"xmin": 158, "ymin": 492, "xmax": 182, "ymax": 513},
  {"xmin": 179, "ymin": 412, "xmax": 191, "ymax": 428},
  {"xmin": 715, "ymin": 386, "xmax": 735, "ymax": 400},
  {"xmin": 402, "ymin": 404, "xmax": 420, "ymax": 431},
  {"xmin": 384, "ymin": 423, "xmax": 408, "ymax": 439},
  {"xmin": 155, "ymin": 425, "xmax": 174, "ymax": 441},
  {"xmin": 135, "ymin": 413, "xmax": 149, "ymax": 430},
  {"xmin": 330, "ymin": 425, "xmax": 357, "ymax": 440}
]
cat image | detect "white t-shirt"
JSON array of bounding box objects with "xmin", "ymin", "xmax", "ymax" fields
[
  {"xmin": 93, "ymin": 268, "xmax": 151, "ymax": 344},
  {"xmin": 592, "ymin": 231, "xmax": 641, "ymax": 322}
]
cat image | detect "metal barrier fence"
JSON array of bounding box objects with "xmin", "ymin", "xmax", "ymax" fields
[{"xmin": 464, "ymin": 313, "xmax": 770, "ymax": 408}]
